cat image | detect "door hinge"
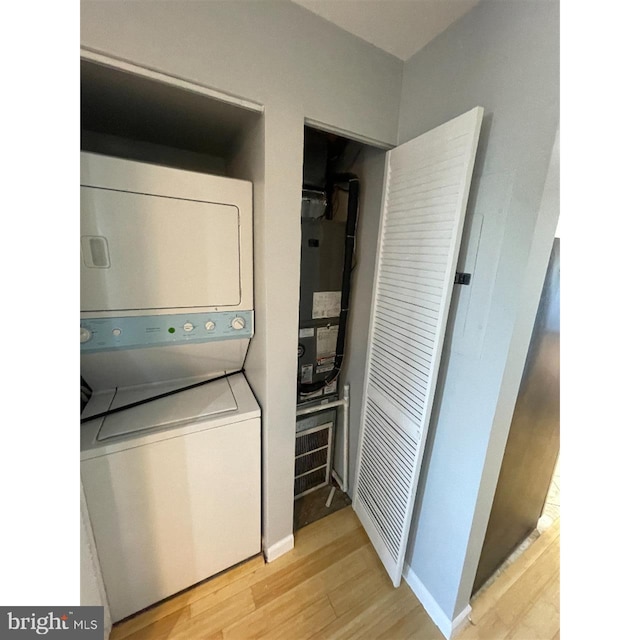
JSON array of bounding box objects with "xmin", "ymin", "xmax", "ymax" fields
[{"xmin": 454, "ymin": 272, "xmax": 472, "ymax": 285}]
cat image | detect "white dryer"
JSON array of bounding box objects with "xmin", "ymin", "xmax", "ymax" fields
[{"xmin": 79, "ymin": 152, "xmax": 261, "ymax": 623}]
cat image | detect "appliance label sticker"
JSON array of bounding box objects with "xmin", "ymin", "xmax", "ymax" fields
[
  {"xmin": 312, "ymin": 291, "xmax": 341, "ymax": 319},
  {"xmin": 299, "ymin": 327, "xmax": 315, "ymax": 339},
  {"xmin": 316, "ymin": 326, "xmax": 339, "ymax": 360},
  {"xmin": 324, "ymin": 380, "xmax": 337, "ymax": 395},
  {"xmin": 316, "ymin": 362, "xmax": 334, "ymax": 374},
  {"xmin": 301, "ymin": 364, "xmax": 313, "ymax": 383}
]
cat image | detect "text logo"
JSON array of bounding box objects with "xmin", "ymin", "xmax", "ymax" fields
[{"xmin": 0, "ymin": 607, "xmax": 103, "ymax": 639}]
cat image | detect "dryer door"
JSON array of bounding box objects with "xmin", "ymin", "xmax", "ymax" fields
[{"xmin": 81, "ymin": 187, "xmax": 241, "ymax": 312}]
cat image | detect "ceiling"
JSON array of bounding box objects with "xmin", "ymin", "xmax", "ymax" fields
[{"xmin": 291, "ymin": 0, "xmax": 481, "ymax": 61}]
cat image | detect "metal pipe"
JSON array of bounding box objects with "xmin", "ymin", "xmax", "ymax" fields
[
  {"xmin": 343, "ymin": 384, "xmax": 350, "ymax": 494},
  {"xmin": 331, "ymin": 469, "xmax": 345, "ymax": 492},
  {"xmin": 296, "ymin": 398, "xmax": 346, "ymax": 417}
]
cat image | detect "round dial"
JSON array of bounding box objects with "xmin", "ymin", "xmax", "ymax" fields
[
  {"xmin": 183, "ymin": 322, "xmax": 194, "ymax": 332},
  {"xmin": 231, "ymin": 316, "xmax": 246, "ymax": 330},
  {"xmin": 112, "ymin": 328, "xmax": 122, "ymax": 337},
  {"xmin": 80, "ymin": 327, "xmax": 92, "ymax": 343},
  {"xmin": 205, "ymin": 321, "xmax": 216, "ymax": 331}
]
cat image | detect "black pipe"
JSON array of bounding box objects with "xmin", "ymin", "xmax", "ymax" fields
[{"xmin": 299, "ymin": 175, "xmax": 359, "ymax": 396}]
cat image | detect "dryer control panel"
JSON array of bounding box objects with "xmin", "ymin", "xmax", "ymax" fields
[{"xmin": 81, "ymin": 311, "xmax": 253, "ymax": 354}]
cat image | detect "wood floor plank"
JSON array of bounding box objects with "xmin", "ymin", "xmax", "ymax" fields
[
  {"xmin": 251, "ymin": 526, "xmax": 369, "ymax": 608},
  {"xmin": 257, "ymin": 595, "xmax": 337, "ymax": 640},
  {"xmin": 460, "ymin": 520, "xmax": 560, "ymax": 640},
  {"xmin": 286, "ymin": 507, "xmax": 362, "ymax": 560},
  {"xmin": 404, "ymin": 622, "xmax": 447, "ymax": 640},
  {"xmin": 305, "ymin": 562, "xmax": 394, "ymax": 639},
  {"xmin": 320, "ymin": 581, "xmax": 418, "ymax": 640},
  {"xmin": 161, "ymin": 588, "xmax": 254, "ymax": 640},
  {"xmin": 221, "ymin": 580, "xmax": 323, "ymax": 640},
  {"xmin": 471, "ymin": 519, "xmax": 560, "ymax": 622},
  {"xmin": 188, "ymin": 567, "xmax": 261, "ymax": 619},
  {"xmin": 351, "ymin": 584, "xmax": 420, "ymax": 640},
  {"xmin": 113, "ymin": 609, "xmax": 189, "ymax": 640},
  {"xmin": 468, "ymin": 537, "xmax": 558, "ymax": 636},
  {"xmin": 504, "ymin": 573, "xmax": 560, "ymax": 640},
  {"xmin": 107, "ymin": 508, "xmax": 559, "ymax": 640},
  {"xmin": 490, "ymin": 537, "xmax": 559, "ymax": 629},
  {"xmin": 325, "ymin": 554, "xmax": 392, "ymax": 618},
  {"xmin": 221, "ymin": 536, "xmax": 370, "ymax": 640},
  {"xmin": 373, "ymin": 603, "xmax": 445, "ymax": 640}
]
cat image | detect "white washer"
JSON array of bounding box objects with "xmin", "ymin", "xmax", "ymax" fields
[{"xmin": 81, "ymin": 373, "xmax": 260, "ymax": 623}]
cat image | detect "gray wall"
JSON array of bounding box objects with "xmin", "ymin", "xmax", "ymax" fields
[
  {"xmin": 398, "ymin": 0, "xmax": 560, "ymax": 620},
  {"xmin": 80, "ymin": 0, "xmax": 402, "ymax": 553}
]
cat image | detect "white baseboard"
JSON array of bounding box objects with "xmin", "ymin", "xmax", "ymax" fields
[
  {"xmin": 403, "ymin": 564, "xmax": 472, "ymax": 639},
  {"xmin": 451, "ymin": 605, "xmax": 473, "ymax": 638},
  {"xmin": 264, "ymin": 534, "xmax": 294, "ymax": 563}
]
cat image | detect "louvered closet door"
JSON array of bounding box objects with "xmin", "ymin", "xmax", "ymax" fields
[{"xmin": 353, "ymin": 107, "xmax": 483, "ymax": 586}]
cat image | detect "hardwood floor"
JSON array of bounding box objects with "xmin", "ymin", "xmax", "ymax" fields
[
  {"xmin": 109, "ymin": 507, "xmax": 559, "ymax": 640},
  {"xmin": 460, "ymin": 517, "xmax": 560, "ymax": 640}
]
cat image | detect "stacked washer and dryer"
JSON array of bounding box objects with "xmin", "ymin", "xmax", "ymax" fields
[{"xmin": 80, "ymin": 152, "xmax": 261, "ymax": 623}]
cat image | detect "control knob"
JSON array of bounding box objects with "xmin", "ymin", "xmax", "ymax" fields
[
  {"xmin": 231, "ymin": 316, "xmax": 246, "ymax": 330},
  {"xmin": 205, "ymin": 321, "xmax": 216, "ymax": 331},
  {"xmin": 183, "ymin": 322, "xmax": 194, "ymax": 332},
  {"xmin": 80, "ymin": 327, "xmax": 92, "ymax": 344}
]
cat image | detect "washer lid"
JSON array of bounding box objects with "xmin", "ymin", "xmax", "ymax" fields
[{"xmin": 97, "ymin": 377, "xmax": 238, "ymax": 441}]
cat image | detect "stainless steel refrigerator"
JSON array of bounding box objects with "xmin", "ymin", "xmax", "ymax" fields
[{"xmin": 473, "ymin": 238, "xmax": 560, "ymax": 593}]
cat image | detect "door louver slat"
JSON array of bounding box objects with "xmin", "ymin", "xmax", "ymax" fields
[
  {"xmin": 353, "ymin": 107, "xmax": 484, "ymax": 586},
  {"xmin": 374, "ymin": 317, "xmax": 436, "ymax": 347},
  {"xmin": 371, "ymin": 335, "xmax": 432, "ymax": 372},
  {"xmin": 378, "ymin": 275, "xmax": 444, "ymax": 295}
]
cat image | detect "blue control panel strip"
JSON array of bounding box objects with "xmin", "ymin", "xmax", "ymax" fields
[{"xmin": 81, "ymin": 311, "xmax": 253, "ymax": 353}]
